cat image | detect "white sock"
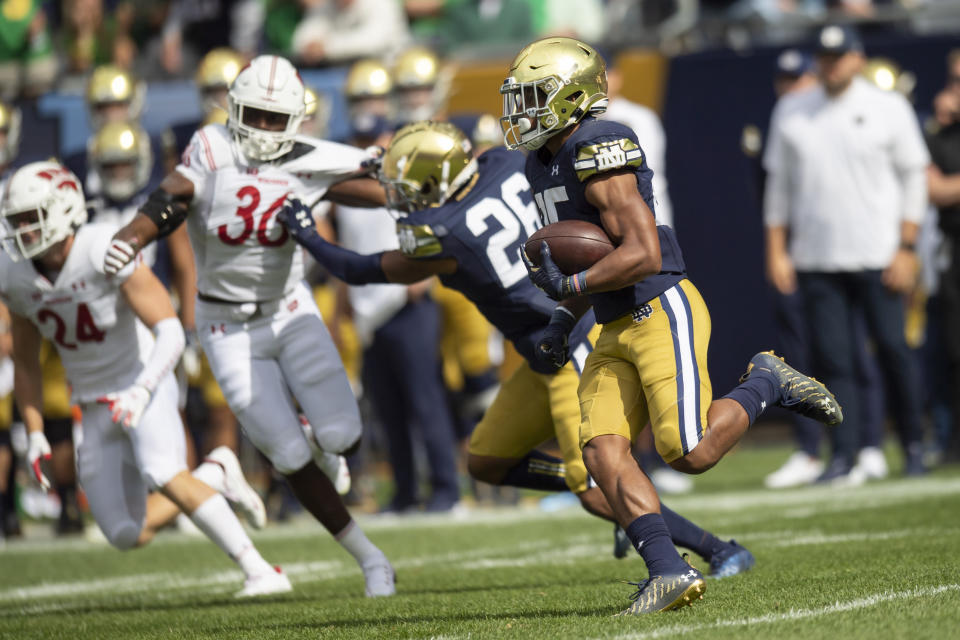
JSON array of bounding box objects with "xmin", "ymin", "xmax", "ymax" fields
[
  {"xmin": 192, "ymin": 460, "xmax": 226, "ymax": 494},
  {"xmin": 190, "ymin": 494, "xmax": 272, "ymax": 577},
  {"xmin": 336, "ymin": 520, "xmax": 385, "ymax": 567}
]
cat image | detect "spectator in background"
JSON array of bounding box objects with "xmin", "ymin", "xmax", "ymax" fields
[
  {"xmin": 160, "ymin": 0, "xmax": 262, "ymax": 76},
  {"xmin": 61, "ymin": 0, "xmax": 136, "ymax": 74},
  {"xmin": 764, "ymin": 25, "xmax": 931, "ymax": 480},
  {"xmin": 926, "ymin": 49, "xmax": 960, "ymax": 463},
  {"xmin": 0, "ymin": 0, "xmax": 57, "ymax": 100},
  {"xmin": 530, "ymin": 0, "xmax": 606, "ymax": 42},
  {"xmin": 421, "ymin": 0, "xmax": 534, "ymax": 55},
  {"xmin": 292, "ymin": 0, "xmax": 410, "ymax": 66}
]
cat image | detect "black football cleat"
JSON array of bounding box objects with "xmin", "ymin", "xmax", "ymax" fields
[
  {"xmin": 616, "ymin": 566, "xmax": 706, "ymax": 616},
  {"xmin": 709, "ymin": 539, "xmax": 756, "ymax": 579},
  {"xmin": 741, "ymin": 351, "xmax": 843, "ymax": 426}
]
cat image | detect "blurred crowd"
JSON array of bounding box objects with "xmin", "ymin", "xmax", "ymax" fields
[{"xmin": 0, "ymin": 2, "xmax": 958, "ymax": 543}]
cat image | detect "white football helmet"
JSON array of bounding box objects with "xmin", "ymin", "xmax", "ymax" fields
[
  {"xmin": 0, "ymin": 161, "xmax": 87, "ymax": 262},
  {"xmin": 227, "ymin": 55, "xmax": 305, "ymax": 162}
]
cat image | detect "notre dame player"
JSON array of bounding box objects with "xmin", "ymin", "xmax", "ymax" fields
[
  {"xmin": 502, "ymin": 37, "xmax": 844, "ymax": 614},
  {"xmin": 277, "ymin": 120, "xmax": 755, "ymax": 576}
]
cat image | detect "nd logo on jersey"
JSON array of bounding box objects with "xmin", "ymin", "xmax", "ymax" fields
[{"xmin": 595, "ymin": 144, "xmax": 628, "ymax": 171}]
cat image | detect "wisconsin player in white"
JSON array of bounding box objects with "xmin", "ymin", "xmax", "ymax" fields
[
  {"xmin": 0, "ymin": 161, "xmax": 289, "ymax": 597},
  {"xmin": 102, "ymin": 55, "xmax": 395, "ymax": 597}
]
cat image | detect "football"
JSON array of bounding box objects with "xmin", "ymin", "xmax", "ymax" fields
[{"xmin": 523, "ymin": 220, "xmax": 615, "ymax": 275}]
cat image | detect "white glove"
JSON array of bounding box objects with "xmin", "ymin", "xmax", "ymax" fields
[
  {"xmin": 104, "ymin": 238, "xmax": 138, "ymax": 276},
  {"xmin": 27, "ymin": 431, "xmax": 52, "ymax": 491},
  {"xmin": 98, "ymin": 384, "xmax": 152, "ymax": 429},
  {"xmin": 181, "ymin": 330, "xmax": 202, "ymax": 379}
]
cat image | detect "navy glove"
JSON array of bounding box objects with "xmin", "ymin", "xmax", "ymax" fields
[
  {"xmin": 277, "ymin": 197, "xmax": 318, "ymax": 245},
  {"xmin": 519, "ymin": 241, "xmax": 587, "ymax": 301},
  {"xmin": 537, "ymin": 307, "xmax": 577, "ymax": 372}
]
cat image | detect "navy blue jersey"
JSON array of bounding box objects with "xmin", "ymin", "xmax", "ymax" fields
[
  {"xmin": 397, "ymin": 147, "xmax": 595, "ymax": 374},
  {"xmin": 525, "ymin": 117, "xmax": 687, "ymax": 323}
]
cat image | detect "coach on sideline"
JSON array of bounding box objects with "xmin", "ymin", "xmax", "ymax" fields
[{"xmin": 762, "ymin": 25, "xmax": 931, "ymax": 480}]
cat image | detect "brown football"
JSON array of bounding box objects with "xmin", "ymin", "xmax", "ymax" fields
[{"xmin": 524, "ymin": 220, "xmax": 615, "ymax": 275}]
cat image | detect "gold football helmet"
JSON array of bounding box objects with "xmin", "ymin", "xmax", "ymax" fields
[
  {"xmin": 501, "ymin": 37, "xmax": 608, "ymax": 151},
  {"xmin": 88, "ymin": 121, "xmax": 153, "ymax": 202},
  {"xmin": 202, "ymin": 107, "xmax": 229, "ymax": 127},
  {"xmin": 393, "ymin": 46, "xmax": 452, "ymax": 124},
  {"xmin": 0, "ymin": 100, "xmax": 21, "ymax": 167},
  {"xmin": 380, "ymin": 121, "xmax": 476, "ymax": 213},
  {"xmin": 195, "ymin": 47, "xmax": 245, "ymax": 112},
  {"xmin": 301, "ymin": 87, "xmax": 331, "ymax": 137},
  {"xmin": 394, "ymin": 46, "xmax": 440, "ymax": 89},
  {"xmin": 86, "ymin": 65, "xmax": 145, "ymax": 128},
  {"xmin": 345, "ymin": 59, "xmax": 394, "ymax": 100}
]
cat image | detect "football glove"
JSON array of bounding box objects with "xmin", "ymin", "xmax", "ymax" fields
[
  {"xmin": 27, "ymin": 431, "xmax": 52, "ymax": 491},
  {"xmin": 276, "ymin": 197, "xmax": 318, "ymax": 245},
  {"xmin": 519, "ymin": 241, "xmax": 586, "ymax": 301},
  {"xmin": 181, "ymin": 328, "xmax": 202, "ymax": 379},
  {"xmin": 537, "ymin": 307, "xmax": 577, "ymax": 372},
  {"xmin": 98, "ymin": 384, "xmax": 151, "ymax": 429},
  {"xmin": 104, "ymin": 238, "xmax": 138, "ymax": 276},
  {"xmin": 361, "ymin": 145, "xmax": 385, "ymax": 173}
]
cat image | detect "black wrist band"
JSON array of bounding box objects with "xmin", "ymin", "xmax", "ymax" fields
[{"xmin": 899, "ymin": 241, "xmax": 916, "ymax": 252}]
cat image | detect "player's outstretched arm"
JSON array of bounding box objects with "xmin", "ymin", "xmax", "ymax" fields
[
  {"xmin": 105, "ymin": 171, "xmax": 195, "ymax": 275},
  {"xmin": 580, "ymin": 170, "xmax": 662, "ymax": 293},
  {"xmin": 277, "ymin": 197, "xmax": 456, "ymax": 284},
  {"xmin": 99, "ymin": 264, "xmax": 186, "ymax": 429},
  {"xmin": 10, "ymin": 311, "xmax": 51, "ymax": 489},
  {"xmin": 324, "ymin": 176, "xmax": 387, "ymax": 208}
]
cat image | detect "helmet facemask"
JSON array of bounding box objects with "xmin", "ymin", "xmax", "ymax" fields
[
  {"xmin": 500, "ymin": 75, "xmax": 604, "ymax": 151},
  {"xmin": 228, "ymin": 103, "xmax": 303, "ymax": 162}
]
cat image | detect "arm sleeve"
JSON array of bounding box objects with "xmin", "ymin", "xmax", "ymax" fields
[
  {"xmin": 134, "ymin": 317, "xmax": 186, "ymax": 393},
  {"xmin": 297, "ymin": 233, "xmax": 389, "ymax": 285}
]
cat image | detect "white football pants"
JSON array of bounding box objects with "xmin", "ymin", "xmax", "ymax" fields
[{"xmin": 197, "ymin": 282, "xmax": 362, "ymax": 474}]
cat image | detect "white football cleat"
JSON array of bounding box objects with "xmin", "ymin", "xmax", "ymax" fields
[
  {"xmin": 854, "ymin": 446, "xmax": 889, "ymax": 480},
  {"xmin": 206, "ymin": 446, "xmax": 267, "ymax": 529},
  {"xmin": 235, "ymin": 566, "xmax": 293, "ymax": 598},
  {"xmin": 299, "ymin": 416, "xmax": 351, "ymax": 495},
  {"xmin": 363, "ymin": 558, "xmax": 396, "ymax": 597},
  {"xmin": 764, "ymin": 451, "xmax": 824, "ymax": 489}
]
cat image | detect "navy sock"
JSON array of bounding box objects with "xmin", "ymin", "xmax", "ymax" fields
[
  {"xmin": 723, "ymin": 368, "xmax": 779, "ymax": 424},
  {"xmin": 500, "ymin": 451, "xmax": 569, "ymax": 493},
  {"xmin": 625, "ymin": 513, "xmax": 688, "ymax": 577},
  {"xmin": 660, "ymin": 503, "xmax": 727, "ymax": 560}
]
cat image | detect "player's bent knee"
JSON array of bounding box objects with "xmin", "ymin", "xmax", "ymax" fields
[
  {"xmin": 669, "ymin": 449, "xmax": 715, "ymax": 475},
  {"xmin": 466, "ymin": 454, "xmax": 508, "ymax": 485},
  {"xmin": 270, "ymin": 444, "xmax": 314, "ymax": 476},
  {"xmin": 106, "ymin": 521, "xmax": 142, "ymax": 550}
]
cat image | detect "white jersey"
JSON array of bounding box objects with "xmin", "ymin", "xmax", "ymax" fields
[
  {"xmin": 0, "ymin": 223, "xmax": 154, "ymax": 402},
  {"xmin": 177, "ymin": 124, "xmax": 373, "ymax": 302}
]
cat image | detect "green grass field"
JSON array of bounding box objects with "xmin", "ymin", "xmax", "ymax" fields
[{"xmin": 2, "ymin": 446, "xmax": 959, "ymax": 639}]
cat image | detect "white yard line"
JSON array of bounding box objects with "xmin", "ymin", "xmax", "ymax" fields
[{"xmin": 602, "ymin": 584, "xmax": 960, "ymax": 639}]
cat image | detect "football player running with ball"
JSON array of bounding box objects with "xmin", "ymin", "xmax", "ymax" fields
[
  {"xmin": 101, "ymin": 55, "xmax": 395, "ymax": 597},
  {"xmin": 503, "ymin": 37, "xmax": 844, "ymax": 614},
  {"xmin": 1, "ymin": 162, "xmax": 286, "ymax": 597},
  {"xmin": 277, "ymin": 121, "xmax": 756, "ymax": 580}
]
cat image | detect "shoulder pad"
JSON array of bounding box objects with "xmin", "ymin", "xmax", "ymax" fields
[
  {"xmin": 396, "ymin": 222, "xmax": 445, "ymax": 258},
  {"xmin": 574, "ymin": 138, "xmax": 644, "ymax": 182}
]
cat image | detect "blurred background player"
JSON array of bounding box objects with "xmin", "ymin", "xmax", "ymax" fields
[
  {"xmin": 1, "ymin": 161, "xmax": 285, "ymax": 596},
  {"xmin": 0, "ymin": 101, "xmax": 20, "ymax": 181},
  {"xmin": 327, "ymin": 58, "xmax": 460, "ymax": 513},
  {"xmin": 392, "ymin": 45, "xmax": 452, "ymax": 126},
  {"xmin": 0, "ymin": 300, "xmax": 14, "ymax": 544},
  {"xmin": 344, "ymin": 58, "xmax": 395, "ymax": 148},
  {"xmin": 103, "ymin": 55, "xmax": 395, "ymax": 597}
]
